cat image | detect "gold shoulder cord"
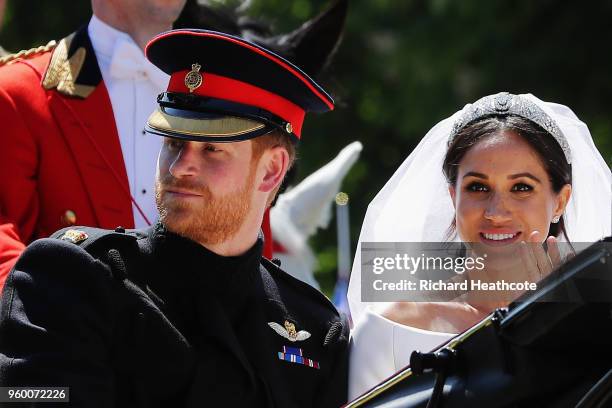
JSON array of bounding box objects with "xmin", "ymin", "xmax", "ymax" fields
[{"xmin": 0, "ymin": 40, "xmax": 57, "ymax": 67}]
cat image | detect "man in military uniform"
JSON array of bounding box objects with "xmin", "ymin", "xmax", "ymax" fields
[{"xmin": 0, "ymin": 30, "xmax": 349, "ymax": 407}]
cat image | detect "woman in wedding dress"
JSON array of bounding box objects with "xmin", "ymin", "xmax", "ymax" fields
[{"xmin": 347, "ymin": 92, "xmax": 612, "ymax": 400}]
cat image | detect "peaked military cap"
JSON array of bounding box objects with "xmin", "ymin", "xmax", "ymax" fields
[{"xmin": 144, "ymin": 29, "xmax": 334, "ymax": 142}]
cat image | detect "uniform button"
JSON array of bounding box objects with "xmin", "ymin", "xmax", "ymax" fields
[
  {"xmin": 61, "ymin": 210, "xmax": 77, "ymax": 226},
  {"xmin": 141, "ymin": 189, "xmax": 147, "ymax": 194}
]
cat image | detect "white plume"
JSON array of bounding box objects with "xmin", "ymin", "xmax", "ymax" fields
[{"xmin": 270, "ymin": 141, "xmax": 363, "ymax": 287}]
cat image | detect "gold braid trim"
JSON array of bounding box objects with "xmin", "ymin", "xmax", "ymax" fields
[
  {"xmin": 41, "ymin": 33, "xmax": 94, "ymax": 98},
  {"xmin": 0, "ymin": 40, "xmax": 57, "ymax": 67}
]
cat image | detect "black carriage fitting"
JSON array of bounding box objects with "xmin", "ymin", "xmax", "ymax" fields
[
  {"xmin": 409, "ymin": 348, "xmax": 456, "ymax": 376},
  {"xmin": 490, "ymin": 307, "xmax": 509, "ymax": 330},
  {"xmin": 410, "ymin": 348, "xmax": 457, "ymax": 408}
]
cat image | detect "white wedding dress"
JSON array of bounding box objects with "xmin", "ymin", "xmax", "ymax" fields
[{"xmin": 348, "ymin": 307, "xmax": 454, "ymax": 400}]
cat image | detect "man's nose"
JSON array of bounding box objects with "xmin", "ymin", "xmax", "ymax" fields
[
  {"xmin": 484, "ymin": 192, "xmax": 512, "ymax": 223},
  {"xmin": 169, "ymin": 143, "xmax": 199, "ymax": 178}
]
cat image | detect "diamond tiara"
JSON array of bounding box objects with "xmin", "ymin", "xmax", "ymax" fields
[{"xmin": 448, "ymin": 92, "xmax": 571, "ymax": 164}]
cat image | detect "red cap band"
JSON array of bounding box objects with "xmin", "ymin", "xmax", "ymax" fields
[{"xmin": 168, "ymin": 70, "xmax": 306, "ymax": 138}]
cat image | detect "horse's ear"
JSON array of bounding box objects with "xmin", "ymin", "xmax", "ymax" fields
[
  {"xmin": 174, "ymin": 0, "xmax": 348, "ymax": 78},
  {"xmin": 174, "ymin": 0, "xmax": 240, "ymax": 34},
  {"xmin": 265, "ymin": 0, "xmax": 348, "ymax": 78}
]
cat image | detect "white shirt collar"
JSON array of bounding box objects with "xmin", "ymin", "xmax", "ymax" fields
[
  {"xmin": 88, "ymin": 14, "xmax": 168, "ymax": 90},
  {"xmin": 88, "ymin": 14, "xmax": 137, "ymax": 62}
]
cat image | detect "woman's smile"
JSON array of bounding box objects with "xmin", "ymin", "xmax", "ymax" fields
[{"xmin": 479, "ymin": 230, "xmax": 522, "ymax": 245}]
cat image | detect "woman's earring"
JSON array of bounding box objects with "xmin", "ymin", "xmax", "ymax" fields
[{"xmin": 552, "ymin": 215, "xmax": 560, "ymax": 224}]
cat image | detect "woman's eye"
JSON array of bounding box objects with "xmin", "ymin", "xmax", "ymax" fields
[
  {"xmin": 466, "ymin": 182, "xmax": 488, "ymax": 192},
  {"xmin": 511, "ymin": 183, "xmax": 533, "ymax": 192}
]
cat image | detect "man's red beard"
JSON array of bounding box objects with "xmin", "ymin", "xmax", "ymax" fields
[{"xmin": 155, "ymin": 170, "xmax": 255, "ymax": 245}]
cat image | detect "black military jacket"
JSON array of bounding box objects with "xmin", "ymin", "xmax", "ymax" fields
[{"xmin": 0, "ymin": 224, "xmax": 349, "ymax": 407}]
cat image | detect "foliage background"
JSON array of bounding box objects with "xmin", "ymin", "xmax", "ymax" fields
[{"xmin": 2, "ymin": 0, "xmax": 611, "ymax": 295}]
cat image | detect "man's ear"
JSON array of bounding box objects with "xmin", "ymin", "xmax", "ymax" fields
[
  {"xmin": 449, "ymin": 185, "xmax": 457, "ymax": 209},
  {"xmin": 258, "ymin": 146, "xmax": 289, "ymax": 193}
]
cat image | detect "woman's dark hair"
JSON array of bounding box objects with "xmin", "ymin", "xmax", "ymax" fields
[{"xmin": 442, "ymin": 115, "xmax": 572, "ymax": 240}]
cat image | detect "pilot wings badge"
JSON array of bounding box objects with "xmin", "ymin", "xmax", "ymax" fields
[{"xmin": 268, "ymin": 320, "xmax": 311, "ymax": 342}]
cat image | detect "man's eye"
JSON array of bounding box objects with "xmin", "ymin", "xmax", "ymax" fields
[
  {"xmin": 511, "ymin": 183, "xmax": 533, "ymax": 192},
  {"xmin": 466, "ymin": 182, "xmax": 488, "ymax": 192},
  {"xmin": 204, "ymin": 144, "xmax": 221, "ymax": 153},
  {"xmin": 166, "ymin": 139, "xmax": 183, "ymax": 150}
]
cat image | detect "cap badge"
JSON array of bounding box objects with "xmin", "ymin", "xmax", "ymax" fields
[
  {"xmin": 60, "ymin": 229, "xmax": 88, "ymax": 244},
  {"xmin": 185, "ymin": 63, "xmax": 203, "ymax": 93},
  {"xmin": 268, "ymin": 320, "xmax": 311, "ymax": 342},
  {"xmin": 285, "ymin": 122, "xmax": 293, "ymax": 134}
]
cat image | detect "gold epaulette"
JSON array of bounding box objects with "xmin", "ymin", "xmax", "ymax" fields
[
  {"xmin": 41, "ymin": 33, "xmax": 95, "ymax": 98},
  {"xmin": 0, "ymin": 40, "xmax": 57, "ymax": 67}
]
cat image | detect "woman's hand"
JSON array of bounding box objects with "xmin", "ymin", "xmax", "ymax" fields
[{"xmin": 519, "ymin": 231, "xmax": 574, "ymax": 282}]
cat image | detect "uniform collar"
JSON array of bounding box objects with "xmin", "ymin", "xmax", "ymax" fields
[
  {"xmin": 146, "ymin": 222, "xmax": 264, "ymax": 334},
  {"xmin": 148, "ymin": 222, "xmax": 263, "ymax": 293}
]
